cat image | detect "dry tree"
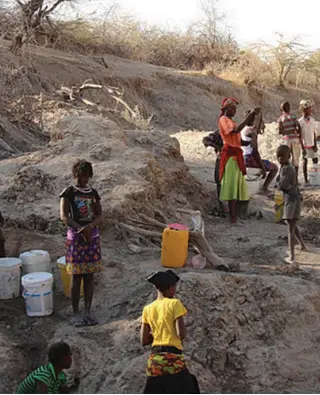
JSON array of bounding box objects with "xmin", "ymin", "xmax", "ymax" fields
[{"xmin": 9, "ymin": 0, "xmax": 75, "ymax": 52}]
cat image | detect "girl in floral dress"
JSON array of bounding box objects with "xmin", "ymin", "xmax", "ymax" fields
[{"xmin": 60, "ymin": 160, "xmax": 102, "ymax": 327}]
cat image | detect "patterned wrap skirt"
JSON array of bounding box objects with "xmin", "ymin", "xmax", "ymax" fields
[
  {"xmin": 65, "ymin": 227, "xmax": 102, "ymax": 275},
  {"xmin": 143, "ymin": 352, "xmax": 200, "ymax": 394}
]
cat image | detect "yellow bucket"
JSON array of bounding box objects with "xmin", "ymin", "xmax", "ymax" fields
[
  {"xmin": 57, "ymin": 257, "xmax": 84, "ymax": 297},
  {"xmin": 274, "ymin": 190, "xmax": 284, "ymax": 223}
]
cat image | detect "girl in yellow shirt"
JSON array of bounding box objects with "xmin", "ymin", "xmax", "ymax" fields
[{"xmin": 141, "ymin": 270, "xmax": 199, "ymax": 394}]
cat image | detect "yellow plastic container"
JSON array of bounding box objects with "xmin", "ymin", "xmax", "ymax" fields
[
  {"xmin": 161, "ymin": 225, "xmax": 189, "ymax": 269},
  {"xmin": 274, "ymin": 190, "xmax": 284, "ymax": 223},
  {"xmin": 57, "ymin": 257, "xmax": 84, "ymax": 298}
]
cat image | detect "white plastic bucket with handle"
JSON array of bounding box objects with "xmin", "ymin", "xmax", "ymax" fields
[
  {"xmin": 0, "ymin": 258, "xmax": 22, "ymax": 299},
  {"xmin": 22, "ymin": 272, "xmax": 53, "ymax": 317},
  {"xmin": 19, "ymin": 250, "xmax": 51, "ymax": 275}
]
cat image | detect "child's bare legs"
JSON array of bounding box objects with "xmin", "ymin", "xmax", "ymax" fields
[
  {"xmin": 228, "ymin": 200, "xmax": 237, "ymax": 223},
  {"xmin": 262, "ymin": 164, "xmax": 278, "ymax": 191},
  {"xmin": 71, "ymin": 274, "xmax": 83, "ymax": 326},
  {"xmin": 295, "ymin": 225, "xmax": 307, "ymax": 251},
  {"xmin": 294, "ymin": 166, "xmax": 299, "ymax": 183},
  {"xmin": 303, "ymin": 158, "xmax": 308, "ymax": 184},
  {"xmin": 287, "ymin": 219, "xmax": 297, "ymax": 262},
  {"xmin": 83, "ymin": 273, "xmax": 97, "ymax": 326}
]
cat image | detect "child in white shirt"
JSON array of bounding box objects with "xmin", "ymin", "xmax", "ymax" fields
[{"xmin": 298, "ymin": 100, "xmax": 318, "ymax": 185}]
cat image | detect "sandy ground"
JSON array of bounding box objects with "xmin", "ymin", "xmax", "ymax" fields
[{"xmin": 1, "ymin": 128, "xmax": 320, "ymax": 393}]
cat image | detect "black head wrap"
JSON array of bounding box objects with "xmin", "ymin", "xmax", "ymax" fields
[{"xmin": 146, "ymin": 270, "xmax": 180, "ymax": 292}]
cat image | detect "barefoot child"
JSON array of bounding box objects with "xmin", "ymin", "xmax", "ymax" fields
[
  {"xmin": 141, "ymin": 270, "xmax": 199, "ymax": 394},
  {"xmin": 278, "ymin": 101, "xmax": 303, "ymax": 181},
  {"xmin": 203, "ymin": 130, "xmax": 226, "ymax": 215},
  {"xmin": 298, "ymin": 100, "xmax": 318, "ymax": 185},
  {"xmin": 17, "ymin": 342, "xmax": 73, "ymax": 394},
  {"xmin": 276, "ymin": 145, "xmax": 306, "ymax": 265}
]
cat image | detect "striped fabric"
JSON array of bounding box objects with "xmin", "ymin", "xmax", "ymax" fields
[
  {"xmin": 16, "ymin": 363, "xmax": 67, "ymax": 394},
  {"xmin": 278, "ymin": 114, "xmax": 299, "ymax": 138}
]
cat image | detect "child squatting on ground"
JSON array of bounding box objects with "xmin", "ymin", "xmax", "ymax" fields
[
  {"xmin": 276, "ymin": 145, "xmax": 307, "ymax": 266},
  {"xmin": 141, "ymin": 270, "xmax": 199, "ymax": 394},
  {"xmin": 16, "ymin": 342, "xmax": 77, "ymax": 394},
  {"xmin": 241, "ymin": 111, "xmax": 278, "ymax": 193}
]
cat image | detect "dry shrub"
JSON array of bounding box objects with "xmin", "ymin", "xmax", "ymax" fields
[
  {"xmin": 45, "ymin": 15, "xmax": 238, "ymax": 70},
  {"xmin": 206, "ymin": 50, "xmax": 276, "ymax": 87},
  {"xmin": 121, "ymin": 105, "xmax": 153, "ymax": 130}
]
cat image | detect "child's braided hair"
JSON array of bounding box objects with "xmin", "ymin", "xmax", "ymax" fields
[{"xmin": 72, "ymin": 160, "xmax": 93, "ymax": 178}]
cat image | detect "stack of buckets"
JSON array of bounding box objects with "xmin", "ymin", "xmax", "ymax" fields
[
  {"xmin": 0, "ymin": 250, "xmax": 54, "ymax": 316},
  {"xmin": 0, "ymin": 250, "xmax": 84, "ymax": 317}
]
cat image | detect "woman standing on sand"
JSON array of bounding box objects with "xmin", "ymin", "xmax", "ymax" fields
[
  {"xmin": 219, "ymin": 98, "xmax": 260, "ymax": 223},
  {"xmin": 60, "ymin": 160, "xmax": 102, "ymax": 327}
]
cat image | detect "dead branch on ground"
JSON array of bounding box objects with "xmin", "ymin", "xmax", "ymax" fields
[{"xmin": 120, "ymin": 213, "xmax": 227, "ymax": 270}]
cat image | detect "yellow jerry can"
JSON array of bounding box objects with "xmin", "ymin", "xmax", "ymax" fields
[
  {"xmin": 161, "ymin": 224, "xmax": 189, "ymax": 269},
  {"xmin": 274, "ymin": 190, "xmax": 284, "ymax": 223}
]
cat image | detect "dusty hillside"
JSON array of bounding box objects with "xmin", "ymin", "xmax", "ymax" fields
[
  {"xmin": 2, "ymin": 38, "xmax": 320, "ymax": 157},
  {"xmin": 1, "ymin": 41, "xmax": 320, "ymax": 395}
]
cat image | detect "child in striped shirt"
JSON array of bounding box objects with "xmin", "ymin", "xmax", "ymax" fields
[
  {"xmin": 278, "ymin": 101, "xmax": 304, "ymax": 181},
  {"xmin": 17, "ymin": 342, "xmax": 74, "ymax": 394}
]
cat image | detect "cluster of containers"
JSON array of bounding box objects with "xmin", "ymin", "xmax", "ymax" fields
[{"xmin": 0, "ymin": 251, "xmax": 83, "ymax": 317}]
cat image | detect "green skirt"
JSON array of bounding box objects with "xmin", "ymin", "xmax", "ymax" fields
[{"xmin": 220, "ymin": 157, "xmax": 249, "ymax": 201}]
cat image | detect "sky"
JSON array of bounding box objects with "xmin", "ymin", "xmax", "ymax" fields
[{"xmin": 83, "ymin": 0, "xmax": 320, "ymax": 50}]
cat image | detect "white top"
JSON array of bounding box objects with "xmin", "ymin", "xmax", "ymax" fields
[
  {"xmin": 241, "ymin": 126, "xmax": 254, "ymax": 155},
  {"xmin": 299, "ymin": 116, "xmax": 316, "ymax": 148},
  {"xmin": 19, "ymin": 250, "xmax": 51, "ymax": 266},
  {"xmin": 0, "ymin": 258, "xmax": 22, "ymax": 269},
  {"xmin": 22, "ymin": 272, "xmax": 53, "ymax": 285}
]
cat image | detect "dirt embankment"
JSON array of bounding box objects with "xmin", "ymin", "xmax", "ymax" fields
[{"xmin": 1, "ymin": 38, "xmax": 320, "ymax": 158}]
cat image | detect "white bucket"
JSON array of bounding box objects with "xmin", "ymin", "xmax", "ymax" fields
[
  {"xmin": 22, "ymin": 272, "xmax": 53, "ymax": 317},
  {"xmin": 19, "ymin": 250, "xmax": 51, "ymax": 274},
  {"xmin": 0, "ymin": 258, "xmax": 22, "ymax": 299},
  {"xmin": 308, "ymin": 164, "xmax": 320, "ymax": 186}
]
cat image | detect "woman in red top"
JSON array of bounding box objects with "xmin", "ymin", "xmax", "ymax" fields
[{"xmin": 219, "ymin": 98, "xmax": 260, "ymax": 223}]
